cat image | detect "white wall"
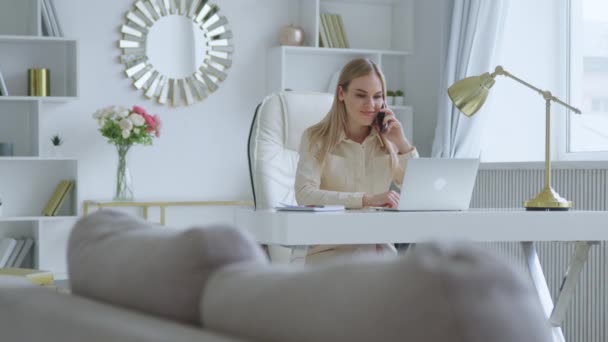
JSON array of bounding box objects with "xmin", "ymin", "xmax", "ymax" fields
[
  {"xmin": 480, "ymin": 0, "xmax": 565, "ymax": 162},
  {"xmin": 37, "ymin": 0, "xmax": 450, "ymax": 226},
  {"xmin": 39, "ymin": 0, "xmax": 303, "ymax": 226},
  {"xmin": 405, "ymin": 0, "xmax": 453, "ymax": 157}
]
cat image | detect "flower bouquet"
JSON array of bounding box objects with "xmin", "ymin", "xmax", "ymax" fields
[{"xmin": 93, "ymin": 105, "xmax": 161, "ymax": 201}]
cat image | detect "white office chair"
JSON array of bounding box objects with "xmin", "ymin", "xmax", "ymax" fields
[{"xmin": 248, "ymin": 91, "xmax": 333, "ymax": 263}]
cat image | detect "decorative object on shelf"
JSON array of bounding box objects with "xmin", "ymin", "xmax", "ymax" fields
[
  {"xmin": 0, "ymin": 65, "xmax": 8, "ymax": 96},
  {"xmin": 94, "ymin": 105, "xmax": 161, "ymax": 201},
  {"xmin": 28, "ymin": 68, "xmax": 50, "ymax": 96},
  {"xmin": 386, "ymin": 90, "xmax": 395, "ymax": 106},
  {"xmin": 118, "ymin": 0, "xmax": 233, "ymax": 106},
  {"xmin": 448, "ymin": 65, "xmax": 582, "ymax": 211},
  {"xmin": 279, "ymin": 24, "xmax": 304, "ymax": 46},
  {"xmin": 50, "ymin": 134, "xmax": 63, "ymax": 157},
  {"xmin": 394, "ymin": 90, "xmax": 405, "ymax": 106},
  {"xmin": 0, "ymin": 142, "xmax": 14, "ymax": 156}
]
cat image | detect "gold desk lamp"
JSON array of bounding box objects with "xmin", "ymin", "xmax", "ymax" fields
[{"xmin": 448, "ymin": 66, "xmax": 582, "ymax": 211}]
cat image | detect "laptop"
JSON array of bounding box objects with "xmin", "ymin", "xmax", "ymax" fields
[{"xmin": 377, "ymin": 158, "xmax": 480, "ymax": 211}]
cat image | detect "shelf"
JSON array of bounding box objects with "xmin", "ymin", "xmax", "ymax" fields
[
  {"xmin": 0, "ymin": 0, "xmax": 79, "ymax": 279},
  {"xmin": 391, "ymin": 105, "xmax": 412, "ymax": 111},
  {"xmin": 0, "ymin": 216, "xmax": 78, "ymax": 222},
  {"xmin": 323, "ymin": 0, "xmax": 405, "ymax": 4},
  {"xmin": 0, "ymin": 37, "xmax": 78, "ymax": 97},
  {"xmin": 0, "ymin": 157, "xmax": 77, "ymax": 162},
  {"xmin": 280, "ymin": 46, "xmax": 411, "ymax": 56},
  {"xmin": 0, "ymin": 96, "xmax": 77, "ymax": 102},
  {"xmin": 0, "ymin": 35, "xmax": 76, "ymax": 43}
]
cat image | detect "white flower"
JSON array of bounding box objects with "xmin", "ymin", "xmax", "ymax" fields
[
  {"xmin": 102, "ymin": 108, "xmax": 114, "ymax": 118},
  {"xmin": 93, "ymin": 108, "xmax": 111, "ymax": 119},
  {"xmin": 122, "ymin": 129, "xmax": 131, "ymax": 139},
  {"xmin": 133, "ymin": 128, "xmax": 140, "ymax": 134},
  {"xmin": 119, "ymin": 118, "xmax": 133, "ymax": 131},
  {"xmin": 117, "ymin": 109, "xmax": 130, "ymax": 118},
  {"xmin": 128, "ymin": 113, "xmax": 145, "ymax": 126}
]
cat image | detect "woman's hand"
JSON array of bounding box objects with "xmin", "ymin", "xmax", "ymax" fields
[
  {"xmin": 374, "ymin": 106, "xmax": 413, "ymax": 154},
  {"xmin": 363, "ymin": 191, "xmax": 400, "ymax": 208}
]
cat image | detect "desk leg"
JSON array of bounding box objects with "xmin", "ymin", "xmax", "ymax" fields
[
  {"xmin": 289, "ymin": 247, "xmax": 308, "ymax": 265},
  {"xmin": 549, "ymin": 242, "xmax": 593, "ymax": 326},
  {"xmin": 522, "ymin": 242, "xmax": 566, "ymax": 342},
  {"xmin": 267, "ymin": 245, "xmax": 308, "ymax": 264}
]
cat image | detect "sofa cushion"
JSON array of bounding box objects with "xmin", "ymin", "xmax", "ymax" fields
[
  {"xmin": 0, "ymin": 281, "xmax": 247, "ymax": 342},
  {"xmin": 68, "ymin": 210, "xmax": 268, "ymax": 326},
  {"xmin": 201, "ymin": 241, "xmax": 551, "ymax": 342}
]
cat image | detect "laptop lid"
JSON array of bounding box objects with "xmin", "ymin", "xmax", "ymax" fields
[{"xmin": 394, "ymin": 158, "xmax": 480, "ymax": 211}]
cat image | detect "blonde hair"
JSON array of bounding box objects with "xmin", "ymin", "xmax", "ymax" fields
[{"xmin": 305, "ymin": 58, "xmax": 402, "ymax": 182}]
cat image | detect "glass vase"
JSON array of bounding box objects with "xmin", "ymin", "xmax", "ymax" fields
[{"xmin": 114, "ymin": 144, "xmax": 134, "ymax": 201}]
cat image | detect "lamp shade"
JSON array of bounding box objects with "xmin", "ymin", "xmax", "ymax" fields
[{"xmin": 447, "ymin": 72, "xmax": 496, "ymax": 116}]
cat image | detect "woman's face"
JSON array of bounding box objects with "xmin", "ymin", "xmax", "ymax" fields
[{"xmin": 338, "ymin": 73, "xmax": 384, "ymax": 128}]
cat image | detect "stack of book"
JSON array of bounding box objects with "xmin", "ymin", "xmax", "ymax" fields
[
  {"xmin": 0, "ymin": 268, "xmax": 54, "ymax": 286},
  {"xmin": 41, "ymin": 0, "xmax": 63, "ymax": 37},
  {"xmin": 42, "ymin": 179, "xmax": 74, "ymax": 216},
  {"xmin": 319, "ymin": 13, "xmax": 350, "ymax": 48},
  {"xmin": 0, "ymin": 237, "xmax": 34, "ymax": 268}
]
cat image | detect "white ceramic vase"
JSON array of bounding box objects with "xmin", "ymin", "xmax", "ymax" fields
[
  {"xmin": 393, "ymin": 96, "xmax": 405, "ymax": 106},
  {"xmin": 279, "ymin": 25, "xmax": 305, "ymax": 46}
]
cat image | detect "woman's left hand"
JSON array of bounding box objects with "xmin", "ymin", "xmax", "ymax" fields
[{"xmin": 375, "ymin": 107, "xmax": 413, "ymax": 154}]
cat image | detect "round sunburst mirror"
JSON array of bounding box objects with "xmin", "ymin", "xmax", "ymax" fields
[{"xmin": 118, "ymin": 0, "xmax": 233, "ymax": 106}]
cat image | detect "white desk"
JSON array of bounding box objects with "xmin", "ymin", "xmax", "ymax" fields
[{"xmin": 236, "ymin": 208, "xmax": 608, "ymax": 342}]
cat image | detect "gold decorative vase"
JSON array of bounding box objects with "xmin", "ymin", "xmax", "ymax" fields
[{"xmin": 28, "ymin": 68, "xmax": 50, "ymax": 96}]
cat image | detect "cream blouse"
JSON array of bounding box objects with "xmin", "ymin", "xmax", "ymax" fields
[{"xmin": 295, "ymin": 129, "xmax": 419, "ymax": 209}]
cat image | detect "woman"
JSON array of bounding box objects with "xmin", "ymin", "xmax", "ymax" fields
[{"xmin": 295, "ymin": 58, "xmax": 418, "ymax": 264}]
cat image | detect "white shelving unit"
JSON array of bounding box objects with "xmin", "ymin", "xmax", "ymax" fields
[
  {"xmin": 268, "ymin": 0, "xmax": 415, "ymax": 141},
  {"xmin": 0, "ymin": 0, "xmax": 78, "ymax": 277}
]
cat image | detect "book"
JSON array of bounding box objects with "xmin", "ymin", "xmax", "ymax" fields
[
  {"xmin": 276, "ymin": 203, "xmax": 345, "ymax": 212},
  {"xmin": 321, "ymin": 13, "xmax": 336, "ymax": 48},
  {"xmin": 41, "ymin": 0, "xmax": 52, "ymax": 36},
  {"xmin": 336, "ymin": 15, "xmax": 350, "ymax": 48},
  {"xmin": 0, "ymin": 65, "xmax": 8, "ymax": 96},
  {"xmin": 48, "ymin": 0, "xmax": 64, "ymax": 37},
  {"xmin": 5, "ymin": 239, "xmax": 25, "ymax": 267},
  {"xmin": 42, "ymin": 180, "xmax": 73, "ymax": 216},
  {"xmin": 330, "ymin": 14, "xmax": 346, "ymax": 48},
  {"xmin": 13, "ymin": 238, "xmax": 34, "ymax": 268},
  {"xmin": 0, "ymin": 268, "xmax": 54, "ymax": 286},
  {"xmin": 0, "ymin": 238, "xmax": 17, "ymax": 267},
  {"xmin": 318, "ymin": 14, "xmax": 330, "ymax": 47},
  {"xmin": 52, "ymin": 180, "xmax": 74, "ymax": 216}
]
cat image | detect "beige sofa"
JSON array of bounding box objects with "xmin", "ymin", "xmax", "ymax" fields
[{"xmin": 0, "ymin": 211, "xmax": 553, "ymax": 342}]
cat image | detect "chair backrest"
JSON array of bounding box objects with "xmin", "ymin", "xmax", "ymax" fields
[{"xmin": 248, "ymin": 91, "xmax": 334, "ymax": 209}]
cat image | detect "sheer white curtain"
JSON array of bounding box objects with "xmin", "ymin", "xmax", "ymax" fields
[{"xmin": 431, "ymin": 0, "xmax": 507, "ymax": 158}]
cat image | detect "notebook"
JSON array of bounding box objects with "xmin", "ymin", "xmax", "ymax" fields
[{"xmin": 376, "ymin": 158, "xmax": 480, "ymax": 211}]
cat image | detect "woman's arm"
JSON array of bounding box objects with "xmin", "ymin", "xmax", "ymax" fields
[{"xmin": 294, "ymin": 134, "xmax": 364, "ymax": 209}]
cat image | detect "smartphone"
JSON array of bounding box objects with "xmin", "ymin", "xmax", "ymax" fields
[{"xmin": 376, "ymin": 110, "xmax": 387, "ymax": 133}]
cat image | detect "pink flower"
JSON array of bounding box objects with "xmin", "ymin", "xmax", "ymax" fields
[
  {"xmin": 143, "ymin": 113, "xmax": 156, "ymax": 130},
  {"xmin": 132, "ymin": 105, "xmax": 147, "ymax": 116},
  {"xmin": 153, "ymin": 115, "xmax": 162, "ymax": 133}
]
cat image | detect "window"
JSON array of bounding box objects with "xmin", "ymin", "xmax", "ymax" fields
[{"xmin": 568, "ymin": 0, "xmax": 608, "ymax": 153}]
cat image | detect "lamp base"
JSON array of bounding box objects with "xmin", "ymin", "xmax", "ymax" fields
[{"xmin": 524, "ymin": 186, "xmax": 572, "ymax": 211}]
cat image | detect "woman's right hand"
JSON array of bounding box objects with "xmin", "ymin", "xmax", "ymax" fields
[{"xmin": 363, "ymin": 191, "xmax": 400, "ymax": 208}]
